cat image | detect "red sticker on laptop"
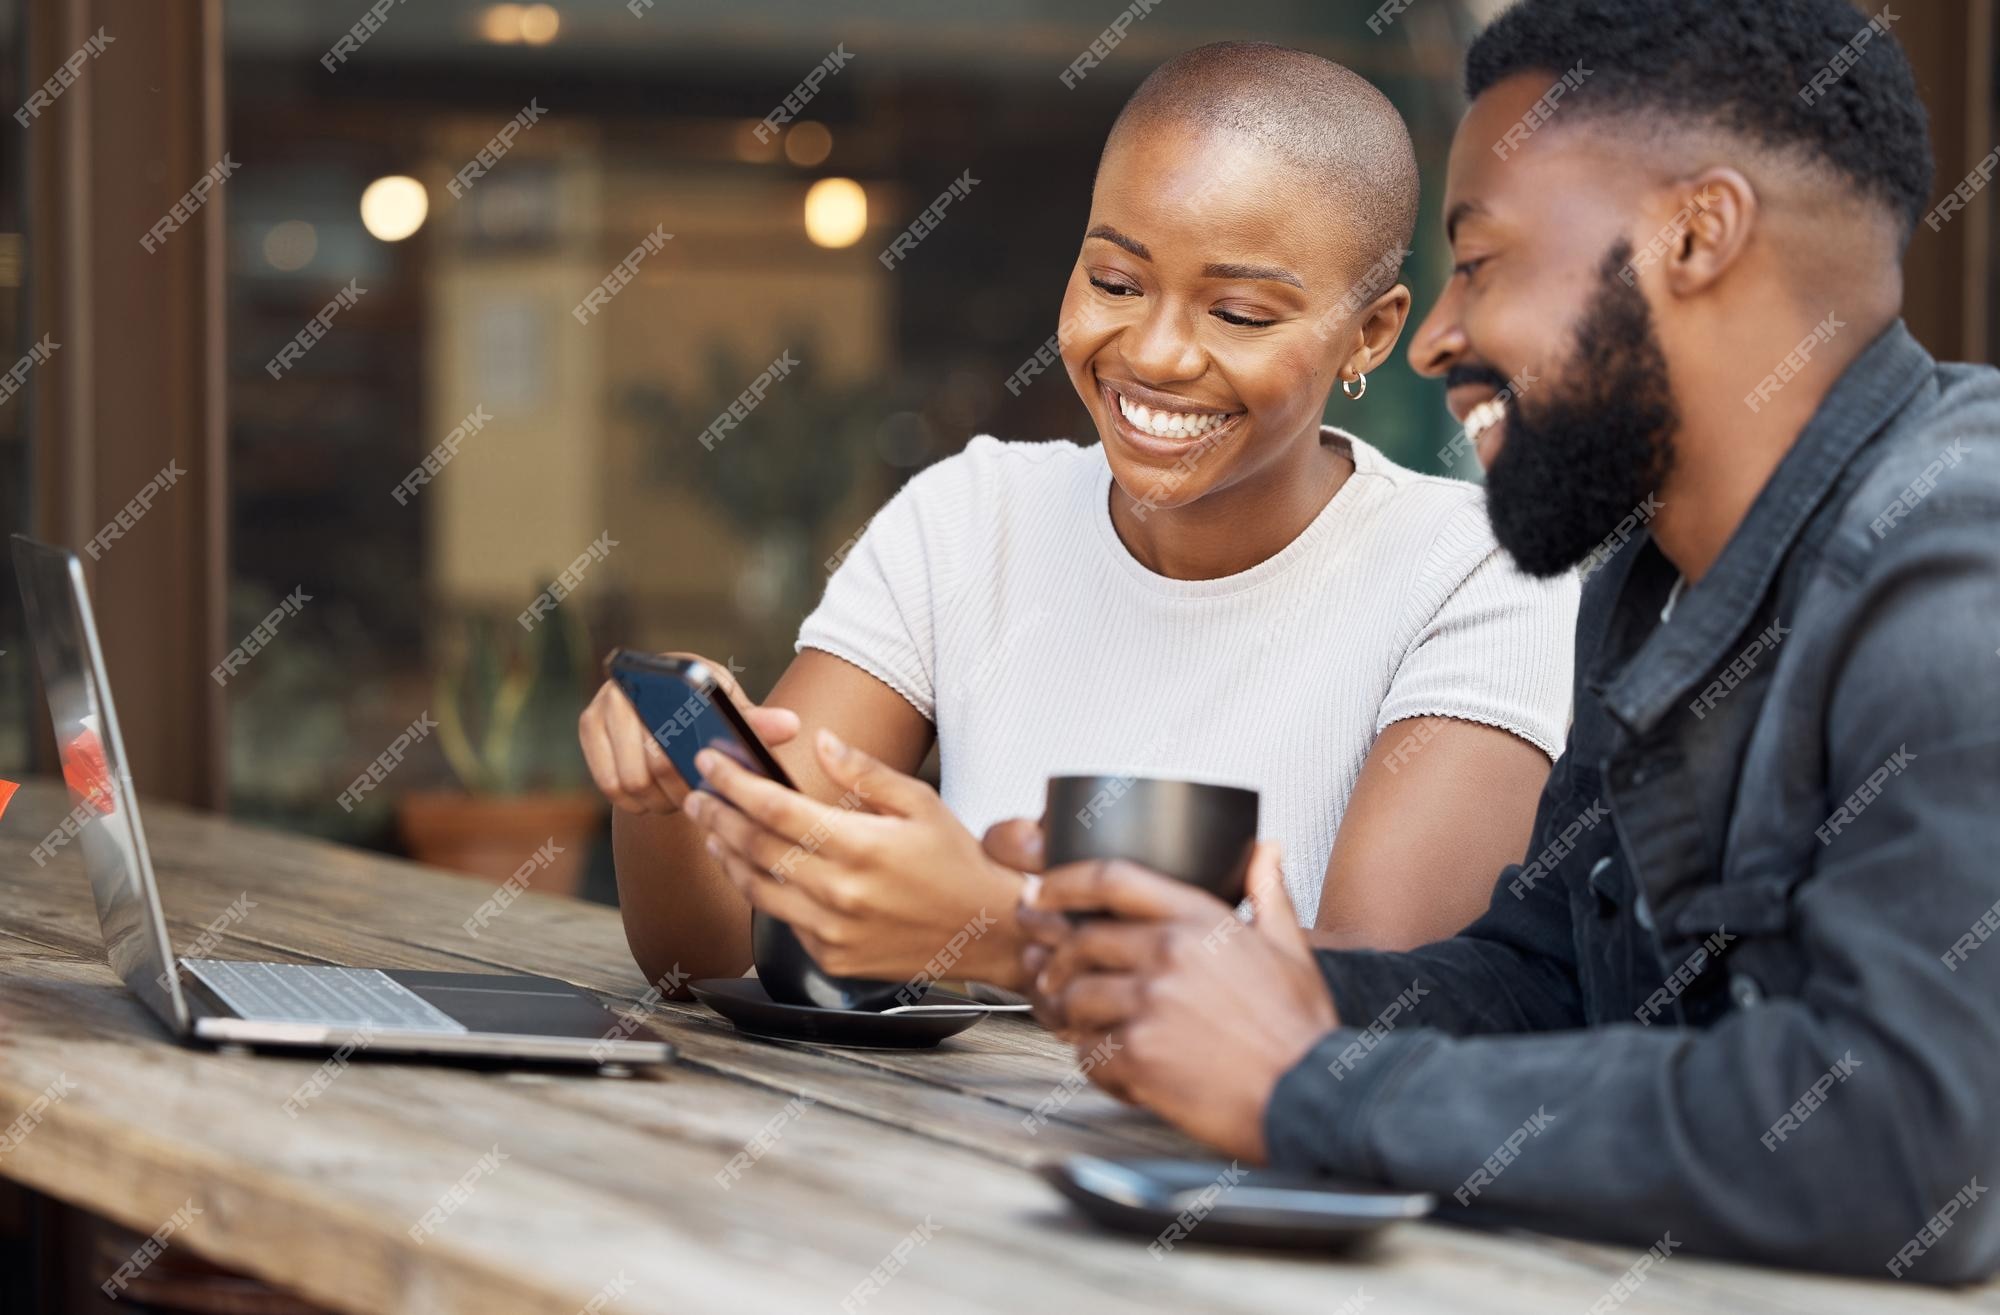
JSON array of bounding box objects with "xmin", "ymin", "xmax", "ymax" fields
[{"xmin": 61, "ymin": 727, "xmax": 116, "ymax": 814}]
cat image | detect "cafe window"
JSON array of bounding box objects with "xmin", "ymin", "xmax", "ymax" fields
[
  {"xmin": 9, "ymin": 0, "xmax": 1990, "ymax": 887},
  {"xmin": 214, "ymin": 1, "xmax": 1477, "ymax": 897}
]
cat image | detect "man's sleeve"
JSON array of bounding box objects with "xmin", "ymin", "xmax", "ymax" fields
[
  {"xmin": 1307, "ymin": 535, "xmax": 1628, "ymax": 1038},
  {"xmin": 1263, "ymin": 524, "xmax": 2000, "ymax": 1282},
  {"xmin": 1309, "ymin": 839, "xmax": 1582, "ymax": 1040}
]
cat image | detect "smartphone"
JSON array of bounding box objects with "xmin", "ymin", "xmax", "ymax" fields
[
  {"xmin": 1041, "ymin": 1156, "xmax": 1434, "ymax": 1250},
  {"xmin": 605, "ymin": 650, "xmax": 794, "ymax": 794},
  {"xmin": 605, "ymin": 650, "xmax": 913, "ymax": 1011}
]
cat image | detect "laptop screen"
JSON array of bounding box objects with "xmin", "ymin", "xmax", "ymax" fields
[{"xmin": 11, "ymin": 535, "xmax": 191, "ymax": 1034}]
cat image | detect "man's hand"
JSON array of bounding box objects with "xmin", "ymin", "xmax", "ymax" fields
[
  {"xmin": 1017, "ymin": 843, "xmax": 1340, "ymax": 1162},
  {"xmin": 684, "ymin": 729, "xmax": 1030, "ymax": 988},
  {"xmin": 981, "ymin": 817, "xmax": 1046, "ymax": 874}
]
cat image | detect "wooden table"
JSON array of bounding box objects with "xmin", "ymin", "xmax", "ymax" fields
[{"xmin": 0, "ymin": 780, "xmax": 1991, "ymax": 1314}]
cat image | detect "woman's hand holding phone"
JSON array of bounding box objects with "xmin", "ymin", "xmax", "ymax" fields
[
  {"xmin": 682, "ymin": 728, "xmax": 1034, "ymax": 991},
  {"xmin": 578, "ymin": 652, "xmax": 800, "ymax": 814}
]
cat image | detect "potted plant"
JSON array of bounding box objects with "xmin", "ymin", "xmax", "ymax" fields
[{"xmin": 396, "ymin": 601, "xmax": 602, "ymax": 897}]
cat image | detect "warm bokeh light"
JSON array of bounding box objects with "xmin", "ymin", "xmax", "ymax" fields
[
  {"xmin": 479, "ymin": 4, "xmax": 524, "ymax": 42},
  {"xmin": 784, "ymin": 121, "xmax": 833, "ymax": 167},
  {"xmin": 803, "ymin": 177, "xmax": 867, "ymax": 249},
  {"xmin": 359, "ymin": 175, "xmax": 430, "ymax": 242},
  {"xmin": 261, "ymin": 220, "xmax": 318, "ymax": 271},
  {"xmin": 481, "ymin": 3, "xmax": 559, "ymax": 44},
  {"xmin": 732, "ymin": 119, "xmax": 781, "ymax": 164},
  {"xmin": 519, "ymin": 4, "xmax": 560, "ymax": 44}
]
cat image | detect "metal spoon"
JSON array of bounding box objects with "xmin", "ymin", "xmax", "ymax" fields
[{"xmin": 879, "ymin": 1001, "xmax": 1035, "ymax": 1015}]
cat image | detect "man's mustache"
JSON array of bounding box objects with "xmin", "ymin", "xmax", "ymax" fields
[{"xmin": 1444, "ymin": 364, "xmax": 1514, "ymax": 393}]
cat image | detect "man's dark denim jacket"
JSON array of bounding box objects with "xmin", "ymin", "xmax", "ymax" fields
[{"xmin": 1266, "ymin": 322, "xmax": 2000, "ymax": 1282}]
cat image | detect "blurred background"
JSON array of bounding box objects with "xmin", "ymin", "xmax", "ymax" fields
[{"xmin": 1, "ymin": 0, "xmax": 1994, "ymax": 904}]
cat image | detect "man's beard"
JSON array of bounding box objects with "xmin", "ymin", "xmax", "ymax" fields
[{"xmin": 1481, "ymin": 240, "xmax": 1678, "ymax": 579}]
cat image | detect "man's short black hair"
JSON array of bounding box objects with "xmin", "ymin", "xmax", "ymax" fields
[
  {"xmin": 1106, "ymin": 41, "xmax": 1420, "ymax": 299},
  {"xmin": 1466, "ymin": 0, "xmax": 1933, "ymax": 237}
]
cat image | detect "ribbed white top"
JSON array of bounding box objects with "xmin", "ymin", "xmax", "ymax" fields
[{"xmin": 797, "ymin": 430, "xmax": 1578, "ymax": 922}]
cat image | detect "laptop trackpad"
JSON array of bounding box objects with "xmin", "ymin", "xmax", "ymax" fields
[{"xmin": 390, "ymin": 970, "xmax": 623, "ymax": 1038}]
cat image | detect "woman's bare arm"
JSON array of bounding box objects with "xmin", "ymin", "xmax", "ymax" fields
[
  {"xmin": 595, "ymin": 649, "xmax": 933, "ymax": 993},
  {"xmin": 1311, "ymin": 716, "xmax": 1552, "ymax": 951}
]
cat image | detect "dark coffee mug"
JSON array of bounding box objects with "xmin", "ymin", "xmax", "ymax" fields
[
  {"xmin": 1042, "ymin": 775, "xmax": 1260, "ymax": 909},
  {"xmin": 751, "ymin": 910, "xmax": 927, "ymax": 1012}
]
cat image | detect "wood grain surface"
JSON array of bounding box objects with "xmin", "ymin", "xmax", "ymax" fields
[{"xmin": 0, "ymin": 781, "xmax": 1990, "ymax": 1314}]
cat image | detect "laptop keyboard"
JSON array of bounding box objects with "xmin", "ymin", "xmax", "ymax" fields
[{"xmin": 182, "ymin": 959, "xmax": 468, "ymax": 1033}]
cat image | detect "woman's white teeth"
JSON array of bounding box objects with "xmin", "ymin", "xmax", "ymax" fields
[
  {"xmin": 1117, "ymin": 392, "xmax": 1230, "ymax": 440},
  {"xmin": 1464, "ymin": 397, "xmax": 1507, "ymax": 440}
]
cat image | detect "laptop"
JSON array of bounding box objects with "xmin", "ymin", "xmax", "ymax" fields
[{"xmin": 12, "ymin": 534, "xmax": 673, "ymax": 1070}]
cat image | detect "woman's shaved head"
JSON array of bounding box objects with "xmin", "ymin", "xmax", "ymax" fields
[{"xmin": 1104, "ymin": 41, "xmax": 1421, "ymax": 298}]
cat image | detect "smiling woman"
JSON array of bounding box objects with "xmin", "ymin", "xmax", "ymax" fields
[{"xmin": 581, "ymin": 41, "xmax": 1580, "ymax": 995}]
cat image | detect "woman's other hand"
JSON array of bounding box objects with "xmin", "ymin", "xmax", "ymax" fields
[{"xmin": 685, "ymin": 728, "xmax": 1031, "ymax": 989}]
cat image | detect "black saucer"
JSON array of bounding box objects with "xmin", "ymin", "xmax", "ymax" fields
[{"xmin": 690, "ymin": 978, "xmax": 988, "ymax": 1049}]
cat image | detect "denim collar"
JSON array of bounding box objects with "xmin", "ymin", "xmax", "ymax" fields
[{"xmin": 1596, "ymin": 319, "xmax": 1935, "ymax": 735}]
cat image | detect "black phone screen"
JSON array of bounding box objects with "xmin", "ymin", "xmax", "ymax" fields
[{"xmin": 605, "ymin": 652, "xmax": 796, "ymax": 793}]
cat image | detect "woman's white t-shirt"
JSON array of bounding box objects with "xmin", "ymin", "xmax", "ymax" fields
[{"xmin": 796, "ymin": 429, "xmax": 1579, "ymax": 923}]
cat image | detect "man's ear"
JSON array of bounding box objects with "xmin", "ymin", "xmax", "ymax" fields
[{"xmin": 1664, "ymin": 168, "xmax": 1757, "ymax": 297}]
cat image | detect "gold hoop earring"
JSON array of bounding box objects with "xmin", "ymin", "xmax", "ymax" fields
[{"xmin": 1342, "ymin": 373, "xmax": 1367, "ymax": 401}]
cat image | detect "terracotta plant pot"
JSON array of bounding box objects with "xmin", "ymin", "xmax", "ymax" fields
[{"xmin": 396, "ymin": 790, "xmax": 603, "ymax": 898}]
